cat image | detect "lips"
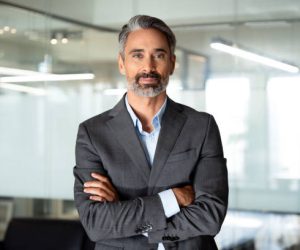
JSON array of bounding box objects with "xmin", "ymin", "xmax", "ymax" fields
[
  {"xmin": 136, "ymin": 72, "xmax": 161, "ymax": 85},
  {"xmin": 139, "ymin": 77, "xmax": 159, "ymax": 84}
]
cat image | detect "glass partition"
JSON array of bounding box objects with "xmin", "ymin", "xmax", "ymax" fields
[{"xmin": 1, "ymin": 1, "xmax": 300, "ymax": 248}]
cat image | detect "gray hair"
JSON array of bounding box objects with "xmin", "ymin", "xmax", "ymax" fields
[{"xmin": 118, "ymin": 15, "xmax": 176, "ymax": 58}]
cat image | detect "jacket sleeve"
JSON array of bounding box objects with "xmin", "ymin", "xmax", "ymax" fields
[
  {"xmin": 148, "ymin": 115, "xmax": 228, "ymax": 243},
  {"xmin": 73, "ymin": 123, "xmax": 167, "ymax": 242}
]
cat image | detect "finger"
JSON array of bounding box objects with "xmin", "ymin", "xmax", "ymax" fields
[
  {"xmin": 84, "ymin": 187, "xmax": 108, "ymax": 196},
  {"xmin": 184, "ymin": 185, "xmax": 193, "ymax": 190},
  {"xmin": 91, "ymin": 173, "xmax": 110, "ymax": 183},
  {"xmin": 84, "ymin": 187, "xmax": 115, "ymax": 201},
  {"xmin": 91, "ymin": 173, "xmax": 118, "ymax": 194},
  {"xmin": 89, "ymin": 196, "xmax": 104, "ymax": 202},
  {"xmin": 84, "ymin": 181, "xmax": 118, "ymax": 202},
  {"xmin": 89, "ymin": 173, "xmax": 119, "ymax": 201},
  {"xmin": 84, "ymin": 181, "xmax": 116, "ymax": 198},
  {"xmin": 84, "ymin": 180, "xmax": 101, "ymax": 188},
  {"xmin": 84, "ymin": 180, "xmax": 115, "ymax": 194},
  {"xmin": 84, "ymin": 180, "xmax": 109, "ymax": 188}
]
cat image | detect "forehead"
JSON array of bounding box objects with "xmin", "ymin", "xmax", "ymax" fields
[{"xmin": 125, "ymin": 28, "xmax": 169, "ymax": 52}]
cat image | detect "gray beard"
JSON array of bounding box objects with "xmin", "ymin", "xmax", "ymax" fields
[{"xmin": 127, "ymin": 79, "xmax": 169, "ymax": 97}]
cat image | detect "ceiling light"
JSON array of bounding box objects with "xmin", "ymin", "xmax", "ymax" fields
[
  {"xmin": 50, "ymin": 38, "xmax": 58, "ymax": 45},
  {"xmin": 210, "ymin": 39, "xmax": 299, "ymax": 73},
  {"xmin": 50, "ymin": 32, "xmax": 58, "ymax": 45},
  {"xmin": 0, "ymin": 66, "xmax": 44, "ymax": 76},
  {"xmin": 0, "ymin": 73, "xmax": 95, "ymax": 83},
  {"xmin": 4, "ymin": 26, "xmax": 10, "ymax": 32},
  {"xmin": 50, "ymin": 31, "xmax": 70, "ymax": 45},
  {"xmin": 61, "ymin": 32, "xmax": 69, "ymax": 44},
  {"xmin": 244, "ymin": 21, "xmax": 291, "ymax": 28},
  {"xmin": 0, "ymin": 66, "xmax": 94, "ymax": 82},
  {"xmin": 61, "ymin": 37, "xmax": 68, "ymax": 44},
  {"xmin": 0, "ymin": 82, "xmax": 46, "ymax": 96},
  {"xmin": 10, "ymin": 28, "xmax": 17, "ymax": 34}
]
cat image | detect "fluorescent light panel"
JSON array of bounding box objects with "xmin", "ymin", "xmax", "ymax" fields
[
  {"xmin": 0, "ymin": 73, "xmax": 95, "ymax": 83},
  {"xmin": 210, "ymin": 40, "xmax": 299, "ymax": 73},
  {"xmin": 0, "ymin": 66, "xmax": 94, "ymax": 95},
  {"xmin": 0, "ymin": 66, "xmax": 44, "ymax": 76},
  {"xmin": 0, "ymin": 66, "xmax": 95, "ymax": 82}
]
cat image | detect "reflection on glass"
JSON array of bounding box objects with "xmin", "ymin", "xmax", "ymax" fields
[
  {"xmin": 206, "ymin": 77, "xmax": 250, "ymax": 181},
  {"xmin": 268, "ymin": 77, "xmax": 300, "ymax": 190}
]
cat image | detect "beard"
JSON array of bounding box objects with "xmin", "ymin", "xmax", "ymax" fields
[{"xmin": 127, "ymin": 72, "xmax": 169, "ymax": 97}]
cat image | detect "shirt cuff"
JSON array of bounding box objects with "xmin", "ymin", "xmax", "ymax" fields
[
  {"xmin": 158, "ymin": 243, "xmax": 165, "ymax": 250},
  {"xmin": 158, "ymin": 189, "xmax": 180, "ymax": 218}
]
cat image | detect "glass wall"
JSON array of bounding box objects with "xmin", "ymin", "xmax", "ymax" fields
[{"xmin": 1, "ymin": 1, "xmax": 300, "ymax": 249}]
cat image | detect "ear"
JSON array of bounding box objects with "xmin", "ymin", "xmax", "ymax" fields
[
  {"xmin": 169, "ymin": 54, "xmax": 176, "ymax": 75},
  {"xmin": 118, "ymin": 54, "xmax": 126, "ymax": 75}
]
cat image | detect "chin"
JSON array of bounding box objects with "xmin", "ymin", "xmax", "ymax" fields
[{"xmin": 140, "ymin": 83, "xmax": 158, "ymax": 88}]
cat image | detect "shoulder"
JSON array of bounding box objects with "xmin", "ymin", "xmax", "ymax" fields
[
  {"xmin": 79, "ymin": 96, "xmax": 125, "ymax": 129},
  {"xmin": 168, "ymin": 99, "xmax": 220, "ymax": 133},
  {"xmin": 169, "ymin": 98, "xmax": 212, "ymax": 121},
  {"xmin": 79, "ymin": 109, "xmax": 112, "ymax": 130}
]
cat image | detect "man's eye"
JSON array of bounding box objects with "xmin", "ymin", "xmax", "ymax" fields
[
  {"xmin": 155, "ymin": 53, "xmax": 165, "ymax": 59},
  {"xmin": 132, "ymin": 53, "xmax": 143, "ymax": 59}
]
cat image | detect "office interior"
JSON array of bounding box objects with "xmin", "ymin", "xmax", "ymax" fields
[{"xmin": 0, "ymin": 0, "xmax": 300, "ymax": 249}]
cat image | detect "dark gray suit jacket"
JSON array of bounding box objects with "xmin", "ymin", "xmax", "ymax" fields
[{"xmin": 74, "ymin": 96, "xmax": 228, "ymax": 250}]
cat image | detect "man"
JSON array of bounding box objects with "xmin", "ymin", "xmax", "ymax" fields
[{"xmin": 74, "ymin": 15, "xmax": 228, "ymax": 250}]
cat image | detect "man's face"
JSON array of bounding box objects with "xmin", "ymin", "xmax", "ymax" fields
[{"xmin": 118, "ymin": 28, "xmax": 176, "ymax": 97}]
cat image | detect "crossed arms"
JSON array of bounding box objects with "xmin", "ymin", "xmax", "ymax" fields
[
  {"xmin": 73, "ymin": 115, "xmax": 228, "ymax": 243},
  {"xmin": 83, "ymin": 173, "xmax": 194, "ymax": 207}
]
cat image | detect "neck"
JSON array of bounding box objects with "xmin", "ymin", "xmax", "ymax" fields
[{"xmin": 127, "ymin": 91, "xmax": 167, "ymax": 132}]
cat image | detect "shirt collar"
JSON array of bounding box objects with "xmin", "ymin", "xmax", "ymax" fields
[{"xmin": 125, "ymin": 94, "xmax": 167, "ymax": 132}]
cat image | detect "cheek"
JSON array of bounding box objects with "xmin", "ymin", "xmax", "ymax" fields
[
  {"xmin": 157, "ymin": 64, "xmax": 172, "ymax": 77},
  {"xmin": 124, "ymin": 63, "xmax": 140, "ymax": 78},
  {"xmin": 125, "ymin": 70, "xmax": 136, "ymax": 82}
]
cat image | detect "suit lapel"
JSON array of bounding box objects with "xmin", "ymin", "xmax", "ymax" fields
[
  {"xmin": 106, "ymin": 97, "xmax": 151, "ymax": 182},
  {"xmin": 148, "ymin": 98, "xmax": 187, "ymax": 191}
]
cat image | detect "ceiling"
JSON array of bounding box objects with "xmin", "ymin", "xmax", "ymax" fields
[
  {"xmin": 3, "ymin": 0, "xmax": 300, "ymax": 28},
  {"xmin": 0, "ymin": 0, "xmax": 300, "ymax": 77}
]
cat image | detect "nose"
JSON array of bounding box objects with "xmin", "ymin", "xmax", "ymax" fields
[{"xmin": 143, "ymin": 56, "xmax": 156, "ymax": 72}]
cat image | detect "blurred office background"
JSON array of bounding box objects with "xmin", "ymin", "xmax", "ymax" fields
[{"xmin": 0, "ymin": 0, "xmax": 300, "ymax": 249}]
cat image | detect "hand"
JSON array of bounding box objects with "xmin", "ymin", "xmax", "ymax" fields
[
  {"xmin": 172, "ymin": 185, "xmax": 195, "ymax": 207},
  {"xmin": 83, "ymin": 173, "xmax": 119, "ymax": 202}
]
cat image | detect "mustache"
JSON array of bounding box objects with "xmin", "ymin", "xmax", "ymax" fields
[{"xmin": 135, "ymin": 72, "xmax": 162, "ymax": 82}]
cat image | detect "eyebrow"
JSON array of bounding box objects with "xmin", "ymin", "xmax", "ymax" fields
[
  {"xmin": 129, "ymin": 49, "xmax": 144, "ymax": 54},
  {"xmin": 128, "ymin": 48, "xmax": 168, "ymax": 54},
  {"xmin": 154, "ymin": 48, "xmax": 168, "ymax": 53}
]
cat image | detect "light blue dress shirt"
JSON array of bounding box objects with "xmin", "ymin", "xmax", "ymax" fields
[{"xmin": 125, "ymin": 95, "xmax": 180, "ymax": 249}]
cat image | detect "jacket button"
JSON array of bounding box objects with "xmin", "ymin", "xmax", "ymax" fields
[
  {"xmin": 135, "ymin": 226, "xmax": 142, "ymax": 234},
  {"xmin": 164, "ymin": 236, "xmax": 171, "ymax": 241}
]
